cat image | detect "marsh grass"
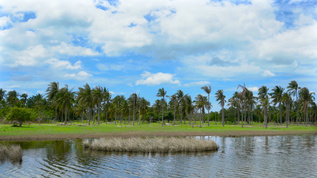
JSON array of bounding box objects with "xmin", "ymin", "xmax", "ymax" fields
[
  {"xmin": 83, "ymin": 137, "xmax": 218, "ymax": 153},
  {"xmin": 0, "ymin": 144, "xmax": 22, "ymax": 163}
]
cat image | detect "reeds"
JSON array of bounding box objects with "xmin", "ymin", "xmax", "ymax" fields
[
  {"xmin": 0, "ymin": 144, "xmax": 23, "ymax": 163},
  {"xmin": 83, "ymin": 137, "xmax": 218, "ymax": 153}
]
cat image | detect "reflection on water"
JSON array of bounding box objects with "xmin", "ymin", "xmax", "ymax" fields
[{"xmin": 1, "ymin": 135, "xmax": 317, "ymax": 177}]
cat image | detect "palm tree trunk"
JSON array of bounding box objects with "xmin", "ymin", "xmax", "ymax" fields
[
  {"xmin": 265, "ymin": 107, "xmax": 268, "ymax": 129},
  {"xmin": 173, "ymin": 105, "xmax": 176, "ymax": 126},
  {"xmin": 133, "ymin": 100, "xmax": 135, "ymax": 126},
  {"xmin": 222, "ymin": 105, "xmax": 224, "ymax": 127},
  {"xmin": 98, "ymin": 102, "xmax": 100, "ymax": 125},
  {"xmin": 306, "ymin": 108, "xmax": 308, "ymax": 127},
  {"xmin": 115, "ymin": 104, "xmax": 117, "ymax": 125},
  {"xmin": 64, "ymin": 104, "xmax": 67, "ymax": 125},
  {"xmin": 161, "ymin": 98, "xmax": 164, "ymax": 127},
  {"xmin": 180, "ymin": 105, "xmax": 183, "ymax": 125},
  {"xmin": 241, "ymin": 108, "xmax": 244, "ymax": 128},
  {"xmin": 138, "ymin": 104, "xmax": 141, "ymax": 125},
  {"xmin": 279, "ymin": 103, "xmax": 282, "ymax": 125},
  {"xmin": 200, "ymin": 108, "xmax": 202, "ymax": 128},
  {"xmin": 55, "ymin": 107, "xmax": 57, "ymax": 124}
]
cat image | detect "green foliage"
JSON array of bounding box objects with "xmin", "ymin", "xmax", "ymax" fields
[{"xmin": 5, "ymin": 107, "xmax": 31, "ymax": 126}]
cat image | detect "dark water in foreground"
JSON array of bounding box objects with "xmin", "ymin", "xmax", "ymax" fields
[{"xmin": 1, "ymin": 135, "xmax": 317, "ymax": 177}]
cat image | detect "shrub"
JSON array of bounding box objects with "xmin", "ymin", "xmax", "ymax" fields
[{"xmin": 5, "ymin": 107, "xmax": 31, "ymax": 127}]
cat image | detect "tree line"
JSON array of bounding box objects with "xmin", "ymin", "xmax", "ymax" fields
[{"xmin": 0, "ymin": 80, "xmax": 316, "ymax": 128}]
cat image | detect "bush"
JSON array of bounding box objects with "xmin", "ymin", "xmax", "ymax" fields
[{"xmin": 5, "ymin": 107, "xmax": 31, "ymax": 127}]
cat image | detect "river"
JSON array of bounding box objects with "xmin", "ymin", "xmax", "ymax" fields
[{"xmin": 1, "ymin": 135, "xmax": 317, "ymax": 177}]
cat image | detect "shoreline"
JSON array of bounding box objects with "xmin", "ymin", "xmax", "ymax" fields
[{"xmin": 1, "ymin": 130, "xmax": 317, "ymax": 141}]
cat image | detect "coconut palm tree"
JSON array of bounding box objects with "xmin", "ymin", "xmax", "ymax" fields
[
  {"xmin": 92, "ymin": 86, "xmax": 105, "ymax": 125},
  {"xmin": 299, "ymin": 87, "xmax": 315, "ymax": 126},
  {"xmin": 0, "ymin": 88, "xmax": 6, "ymax": 101},
  {"xmin": 195, "ymin": 94, "xmax": 208, "ymax": 128},
  {"xmin": 129, "ymin": 93, "xmax": 138, "ymax": 126},
  {"xmin": 228, "ymin": 92, "xmax": 239, "ymax": 125},
  {"xmin": 201, "ymin": 85, "xmax": 212, "ymax": 126},
  {"xmin": 55, "ymin": 85, "xmax": 75, "ymax": 125},
  {"xmin": 20, "ymin": 93, "xmax": 28, "ymax": 106},
  {"xmin": 7, "ymin": 90, "xmax": 19, "ymax": 107},
  {"xmin": 215, "ymin": 90, "xmax": 226, "ymax": 127},
  {"xmin": 237, "ymin": 84, "xmax": 249, "ymax": 127},
  {"xmin": 103, "ymin": 88, "xmax": 111, "ymax": 124},
  {"xmin": 258, "ymin": 86, "xmax": 269, "ymax": 129},
  {"xmin": 168, "ymin": 94, "xmax": 178, "ymax": 125},
  {"xmin": 270, "ymin": 86, "xmax": 284, "ymax": 125},
  {"xmin": 183, "ymin": 94, "xmax": 194, "ymax": 125},
  {"xmin": 282, "ymin": 92, "xmax": 292, "ymax": 128},
  {"xmin": 287, "ymin": 80, "xmax": 300, "ymax": 125},
  {"xmin": 46, "ymin": 82, "xmax": 60, "ymax": 124},
  {"xmin": 176, "ymin": 90, "xmax": 184, "ymax": 125},
  {"xmin": 77, "ymin": 83, "xmax": 94, "ymax": 125},
  {"xmin": 157, "ymin": 88, "xmax": 167, "ymax": 127}
]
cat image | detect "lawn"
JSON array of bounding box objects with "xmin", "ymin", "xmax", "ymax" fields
[{"xmin": 0, "ymin": 121, "xmax": 316, "ymax": 141}]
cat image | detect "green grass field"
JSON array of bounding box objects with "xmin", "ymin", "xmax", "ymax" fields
[{"xmin": 0, "ymin": 121, "xmax": 316, "ymax": 140}]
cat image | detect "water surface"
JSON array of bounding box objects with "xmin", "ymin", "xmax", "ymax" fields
[{"xmin": 1, "ymin": 135, "xmax": 317, "ymax": 177}]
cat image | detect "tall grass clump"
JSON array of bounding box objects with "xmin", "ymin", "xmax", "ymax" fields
[
  {"xmin": 83, "ymin": 137, "xmax": 218, "ymax": 153},
  {"xmin": 0, "ymin": 144, "xmax": 23, "ymax": 163}
]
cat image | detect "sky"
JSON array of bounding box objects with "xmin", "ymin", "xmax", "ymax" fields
[{"xmin": 0, "ymin": 0, "xmax": 316, "ymax": 111}]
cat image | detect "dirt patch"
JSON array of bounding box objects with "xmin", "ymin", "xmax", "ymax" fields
[{"xmin": 0, "ymin": 130, "xmax": 317, "ymax": 141}]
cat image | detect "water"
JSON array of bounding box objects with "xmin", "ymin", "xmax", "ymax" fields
[{"xmin": 1, "ymin": 135, "xmax": 317, "ymax": 177}]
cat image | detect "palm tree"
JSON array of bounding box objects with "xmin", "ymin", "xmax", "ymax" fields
[
  {"xmin": 237, "ymin": 84, "xmax": 248, "ymax": 128},
  {"xmin": 282, "ymin": 92, "xmax": 292, "ymax": 128},
  {"xmin": 270, "ymin": 86, "xmax": 284, "ymax": 125},
  {"xmin": 7, "ymin": 90, "xmax": 19, "ymax": 106},
  {"xmin": 183, "ymin": 94, "xmax": 194, "ymax": 125},
  {"xmin": 20, "ymin": 93, "xmax": 28, "ymax": 106},
  {"xmin": 299, "ymin": 87, "xmax": 315, "ymax": 126},
  {"xmin": 228, "ymin": 92, "xmax": 239, "ymax": 125},
  {"xmin": 258, "ymin": 86, "xmax": 269, "ymax": 129},
  {"xmin": 34, "ymin": 94, "xmax": 46, "ymax": 125},
  {"xmin": 201, "ymin": 85, "xmax": 212, "ymax": 126},
  {"xmin": 176, "ymin": 90, "xmax": 184, "ymax": 125},
  {"xmin": 103, "ymin": 88, "xmax": 111, "ymax": 124},
  {"xmin": 157, "ymin": 88, "xmax": 167, "ymax": 127},
  {"xmin": 195, "ymin": 94, "xmax": 208, "ymax": 128},
  {"xmin": 168, "ymin": 94, "xmax": 178, "ymax": 125},
  {"xmin": 0, "ymin": 88, "xmax": 6, "ymax": 101},
  {"xmin": 130, "ymin": 93, "xmax": 138, "ymax": 126},
  {"xmin": 287, "ymin": 80, "xmax": 300, "ymax": 125},
  {"xmin": 92, "ymin": 86, "xmax": 105, "ymax": 125},
  {"xmin": 77, "ymin": 83, "xmax": 94, "ymax": 125},
  {"xmin": 46, "ymin": 82, "xmax": 60, "ymax": 124},
  {"xmin": 55, "ymin": 85, "xmax": 75, "ymax": 125},
  {"xmin": 215, "ymin": 90, "xmax": 226, "ymax": 127}
]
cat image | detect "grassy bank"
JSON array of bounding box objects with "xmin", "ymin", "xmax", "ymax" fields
[
  {"xmin": 0, "ymin": 122, "xmax": 316, "ymax": 141},
  {"xmin": 83, "ymin": 137, "xmax": 218, "ymax": 153}
]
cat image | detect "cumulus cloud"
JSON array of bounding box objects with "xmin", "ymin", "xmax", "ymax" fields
[
  {"xmin": 46, "ymin": 58, "xmax": 82, "ymax": 70},
  {"xmin": 247, "ymin": 87, "xmax": 259, "ymax": 92},
  {"xmin": 136, "ymin": 71, "xmax": 180, "ymax": 86},
  {"xmin": 262, "ymin": 70, "xmax": 275, "ymax": 77},
  {"xmin": 65, "ymin": 71, "xmax": 92, "ymax": 80}
]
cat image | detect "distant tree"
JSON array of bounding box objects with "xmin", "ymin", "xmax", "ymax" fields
[
  {"xmin": 287, "ymin": 80, "xmax": 300, "ymax": 125},
  {"xmin": 215, "ymin": 90, "xmax": 226, "ymax": 127},
  {"xmin": 20, "ymin": 93, "xmax": 28, "ymax": 106},
  {"xmin": 157, "ymin": 88, "xmax": 167, "ymax": 127},
  {"xmin": 201, "ymin": 85, "xmax": 212, "ymax": 126},
  {"xmin": 258, "ymin": 86, "xmax": 269, "ymax": 129},
  {"xmin": 5, "ymin": 107, "xmax": 31, "ymax": 127},
  {"xmin": 299, "ymin": 87, "xmax": 315, "ymax": 126},
  {"xmin": 270, "ymin": 86, "xmax": 284, "ymax": 125},
  {"xmin": 0, "ymin": 88, "xmax": 6, "ymax": 101}
]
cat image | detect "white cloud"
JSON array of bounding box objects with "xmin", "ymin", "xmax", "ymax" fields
[
  {"xmin": 136, "ymin": 71, "xmax": 180, "ymax": 86},
  {"xmin": 247, "ymin": 87, "xmax": 259, "ymax": 92},
  {"xmin": 184, "ymin": 81, "xmax": 210, "ymax": 87},
  {"xmin": 262, "ymin": 70, "xmax": 275, "ymax": 77},
  {"xmin": 65, "ymin": 71, "xmax": 92, "ymax": 80},
  {"xmin": 46, "ymin": 58, "xmax": 82, "ymax": 70}
]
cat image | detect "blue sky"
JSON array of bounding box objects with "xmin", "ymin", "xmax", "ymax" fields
[{"xmin": 0, "ymin": 0, "xmax": 316, "ymax": 111}]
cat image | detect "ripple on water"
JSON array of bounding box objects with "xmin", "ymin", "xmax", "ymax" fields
[{"xmin": 1, "ymin": 135, "xmax": 317, "ymax": 177}]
